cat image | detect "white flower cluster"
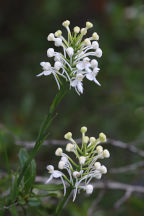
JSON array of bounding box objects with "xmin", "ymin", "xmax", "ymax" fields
[
  {"xmin": 45, "ymin": 127, "xmax": 110, "ymax": 201},
  {"xmin": 37, "ymin": 20, "xmax": 102, "ymax": 94}
]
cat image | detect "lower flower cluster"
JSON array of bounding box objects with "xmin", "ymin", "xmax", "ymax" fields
[{"xmin": 45, "ymin": 127, "xmax": 110, "ymax": 201}]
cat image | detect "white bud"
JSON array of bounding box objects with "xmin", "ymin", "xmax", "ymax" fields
[
  {"xmin": 54, "ymin": 38, "xmax": 62, "ymax": 47},
  {"xmin": 46, "ymin": 165, "xmax": 54, "ymax": 173},
  {"xmin": 62, "ymin": 20, "xmax": 70, "ymax": 27},
  {"xmin": 66, "ymin": 47, "xmax": 74, "ymax": 57},
  {"xmin": 95, "ymin": 173, "xmax": 102, "ymax": 179},
  {"xmin": 58, "ymin": 160, "xmax": 65, "ymax": 169},
  {"xmin": 54, "ymin": 61, "xmax": 62, "ymax": 70},
  {"xmin": 86, "ymin": 21, "xmax": 93, "ymax": 29},
  {"xmin": 64, "ymin": 132, "xmax": 72, "ymax": 140},
  {"xmin": 74, "ymin": 26, "xmax": 80, "ymax": 34},
  {"xmin": 94, "ymin": 162, "xmax": 101, "ymax": 169},
  {"xmin": 83, "ymin": 136, "xmax": 89, "ymax": 144},
  {"xmin": 84, "ymin": 38, "xmax": 91, "ymax": 46},
  {"xmin": 81, "ymin": 28, "xmax": 87, "ymax": 35},
  {"xmin": 66, "ymin": 143, "xmax": 74, "ymax": 152},
  {"xmin": 83, "ymin": 57, "xmax": 90, "ymax": 62},
  {"xmin": 96, "ymin": 145, "xmax": 103, "ymax": 154},
  {"xmin": 99, "ymin": 132, "xmax": 107, "ymax": 142},
  {"xmin": 55, "ymin": 148, "xmax": 63, "ymax": 156},
  {"xmin": 92, "ymin": 32, "xmax": 99, "ymax": 40},
  {"xmin": 79, "ymin": 156, "xmax": 86, "ymax": 165},
  {"xmin": 85, "ymin": 184, "xmax": 93, "ymax": 194},
  {"xmin": 100, "ymin": 165, "xmax": 107, "ymax": 174},
  {"xmin": 80, "ymin": 126, "xmax": 87, "ymax": 133},
  {"xmin": 95, "ymin": 48, "xmax": 102, "ymax": 58},
  {"xmin": 47, "ymin": 33, "xmax": 55, "ymax": 41},
  {"xmin": 55, "ymin": 30, "xmax": 62, "ymax": 37},
  {"xmin": 40, "ymin": 62, "xmax": 51, "ymax": 70},
  {"xmin": 91, "ymin": 59, "xmax": 98, "ymax": 68},
  {"xmin": 103, "ymin": 149, "xmax": 110, "ymax": 158},
  {"xmin": 73, "ymin": 171, "xmax": 80, "ymax": 178},
  {"xmin": 47, "ymin": 48, "xmax": 54, "ymax": 57},
  {"xmin": 90, "ymin": 137, "xmax": 96, "ymax": 143},
  {"xmin": 92, "ymin": 41, "xmax": 99, "ymax": 49}
]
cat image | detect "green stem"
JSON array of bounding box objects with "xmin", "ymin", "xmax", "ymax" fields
[
  {"xmin": 54, "ymin": 187, "xmax": 72, "ymax": 216},
  {"xmin": 11, "ymin": 84, "xmax": 68, "ymax": 202}
]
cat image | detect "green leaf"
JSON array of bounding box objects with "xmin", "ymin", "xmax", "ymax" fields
[
  {"xmin": 34, "ymin": 184, "xmax": 63, "ymax": 191},
  {"xmin": 18, "ymin": 148, "xmax": 36, "ymax": 194},
  {"xmin": 28, "ymin": 197, "xmax": 41, "ymax": 207}
]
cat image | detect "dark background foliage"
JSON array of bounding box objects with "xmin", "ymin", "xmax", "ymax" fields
[{"xmin": 0, "ymin": 0, "xmax": 144, "ymax": 215}]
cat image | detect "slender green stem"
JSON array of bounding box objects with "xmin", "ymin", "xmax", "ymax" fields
[
  {"xmin": 54, "ymin": 187, "xmax": 72, "ymax": 216},
  {"xmin": 11, "ymin": 84, "xmax": 68, "ymax": 202}
]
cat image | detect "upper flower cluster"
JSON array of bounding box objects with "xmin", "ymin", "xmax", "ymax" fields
[
  {"xmin": 37, "ymin": 20, "xmax": 102, "ymax": 94},
  {"xmin": 45, "ymin": 127, "xmax": 110, "ymax": 201}
]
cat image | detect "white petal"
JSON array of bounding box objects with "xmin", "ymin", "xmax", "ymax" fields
[
  {"xmin": 43, "ymin": 70, "xmax": 51, "ymax": 76},
  {"xmin": 71, "ymin": 80, "xmax": 77, "ymax": 87},
  {"xmin": 94, "ymin": 78, "xmax": 101, "ymax": 86},
  {"xmin": 36, "ymin": 72, "xmax": 44, "ymax": 77},
  {"xmin": 86, "ymin": 73, "xmax": 94, "ymax": 81},
  {"xmin": 53, "ymin": 170, "xmax": 62, "ymax": 178},
  {"xmin": 76, "ymin": 62, "xmax": 84, "ymax": 70},
  {"xmin": 77, "ymin": 82, "xmax": 83, "ymax": 94}
]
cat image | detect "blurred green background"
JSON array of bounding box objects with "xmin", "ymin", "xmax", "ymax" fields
[{"xmin": 0, "ymin": 0, "xmax": 144, "ymax": 215}]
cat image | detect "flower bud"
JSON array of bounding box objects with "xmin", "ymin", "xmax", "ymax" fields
[
  {"xmin": 58, "ymin": 160, "xmax": 65, "ymax": 169},
  {"xmin": 47, "ymin": 33, "xmax": 55, "ymax": 41},
  {"xmin": 95, "ymin": 48, "xmax": 102, "ymax": 58},
  {"xmin": 66, "ymin": 47, "xmax": 74, "ymax": 57},
  {"xmin": 92, "ymin": 32, "xmax": 99, "ymax": 40},
  {"xmin": 55, "ymin": 148, "xmax": 63, "ymax": 156},
  {"xmin": 92, "ymin": 41, "xmax": 99, "ymax": 49},
  {"xmin": 100, "ymin": 165, "xmax": 107, "ymax": 174},
  {"xmin": 95, "ymin": 173, "xmax": 102, "ymax": 179},
  {"xmin": 40, "ymin": 62, "xmax": 51, "ymax": 70},
  {"xmin": 64, "ymin": 132, "xmax": 72, "ymax": 140},
  {"xmin": 66, "ymin": 143, "xmax": 74, "ymax": 152},
  {"xmin": 81, "ymin": 28, "xmax": 87, "ymax": 35},
  {"xmin": 99, "ymin": 132, "xmax": 106, "ymax": 142},
  {"xmin": 84, "ymin": 38, "xmax": 91, "ymax": 46},
  {"xmin": 79, "ymin": 156, "xmax": 86, "ymax": 165},
  {"xmin": 83, "ymin": 136, "xmax": 89, "ymax": 144},
  {"xmin": 54, "ymin": 61, "xmax": 62, "ymax": 70},
  {"xmin": 94, "ymin": 162, "xmax": 101, "ymax": 169},
  {"xmin": 103, "ymin": 149, "xmax": 110, "ymax": 158},
  {"xmin": 96, "ymin": 145, "xmax": 103, "ymax": 154},
  {"xmin": 54, "ymin": 38, "xmax": 62, "ymax": 47},
  {"xmin": 62, "ymin": 20, "xmax": 70, "ymax": 27},
  {"xmin": 74, "ymin": 26, "xmax": 80, "ymax": 34},
  {"xmin": 91, "ymin": 59, "xmax": 98, "ymax": 68},
  {"xmin": 90, "ymin": 137, "xmax": 96, "ymax": 143},
  {"xmin": 73, "ymin": 171, "xmax": 80, "ymax": 178},
  {"xmin": 55, "ymin": 30, "xmax": 62, "ymax": 37},
  {"xmin": 85, "ymin": 184, "xmax": 93, "ymax": 194},
  {"xmin": 86, "ymin": 21, "xmax": 93, "ymax": 29},
  {"xmin": 46, "ymin": 165, "xmax": 54, "ymax": 173},
  {"xmin": 80, "ymin": 126, "xmax": 87, "ymax": 133},
  {"xmin": 47, "ymin": 48, "xmax": 54, "ymax": 57}
]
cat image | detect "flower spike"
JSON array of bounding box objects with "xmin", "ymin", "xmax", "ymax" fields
[
  {"xmin": 37, "ymin": 20, "xmax": 103, "ymax": 94},
  {"xmin": 45, "ymin": 126, "xmax": 110, "ymax": 201}
]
